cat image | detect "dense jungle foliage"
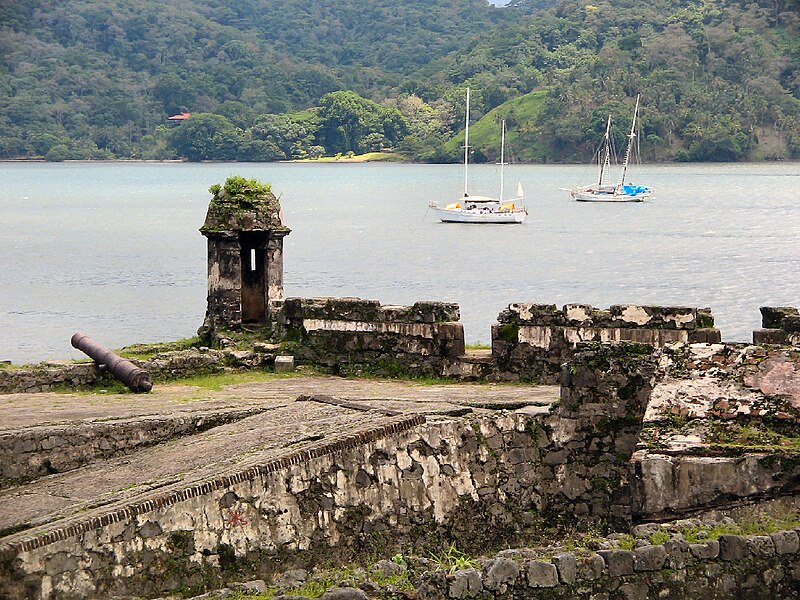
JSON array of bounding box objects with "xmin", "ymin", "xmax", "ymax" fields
[{"xmin": 1, "ymin": 0, "xmax": 798, "ymax": 162}]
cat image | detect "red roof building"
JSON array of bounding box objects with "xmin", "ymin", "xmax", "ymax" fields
[{"xmin": 167, "ymin": 112, "xmax": 192, "ymax": 122}]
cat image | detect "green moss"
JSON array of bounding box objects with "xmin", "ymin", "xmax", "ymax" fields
[
  {"xmin": 117, "ymin": 337, "xmax": 202, "ymax": 359},
  {"xmin": 216, "ymin": 176, "xmax": 272, "ymax": 203},
  {"xmin": 465, "ymin": 342, "xmax": 491, "ymax": 350},
  {"xmin": 648, "ymin": 529, "xmax": 672, "ymax": 545},
  {"xmin": 680, "ymin": 512, "xmax": 800, "ymax": 543},
  {"xmin": 173, "ymin": 370, "xmax": 300, "ymax": 391},
  {"xmin": 496, "ymin": 323, "xmax": 520, "ymax": 344}
]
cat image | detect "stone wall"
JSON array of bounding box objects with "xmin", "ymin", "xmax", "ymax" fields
[
  {"xmin": 418, "ymin": 529, "xmax": 800, "ymax": 599},
  {"xmin": 0, "ymin": 344, "xmax": 655, "ymax": 599},
  {"xmin": 0, "ymin": 408, "xmax": 266, "ymax": 489},
  {"xmin": 753, "ymin": 306, "xmax": 800, "ymax": 345},
  {"xmin": 491, "ymin": 303, "xmax": 721, "ymax": 383},
  {"xmin": 632, "ymin": 453, "xmax": 800, "ymax": 520},
  {"xmin": 547, "ymin": 343, "xmax": 658, "ymax": 529},
  {"xmin": 273, "ymin": 297, "xmax": 465, "ymax": 377},
  {"xmin": 0, "ymin": 347, "xmax": 273, "ymax": 394}
]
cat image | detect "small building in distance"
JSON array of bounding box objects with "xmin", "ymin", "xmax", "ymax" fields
[{"xmin": 167, "ymin": 112, "xmax": 192, "ymax": 125}]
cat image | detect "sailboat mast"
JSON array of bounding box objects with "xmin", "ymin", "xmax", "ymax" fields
[
  {"xmin": 617, "ymin": 94, "xmax": 640, "ymax": 191},
  {"xmin": 500, "ymin": 119, "xmax": 505, "ymax": 203},
  {"xmin": 463, "ymin": 87, "xmax": 470, "ymax": 197},
  {"xmin": 599, "ymin": 114, "xmax": 611, "ymax": 187}
]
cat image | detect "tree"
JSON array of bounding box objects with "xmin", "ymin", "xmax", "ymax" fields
[
  {"xmin": 167, "ymin": 113, "xmax": 243, "ymax": 161},
  {"xmin": 250, "ymin": 114, "xmax": 316, "ymax": 159},
  {"xmin": 316, "ymin": 91, "xmax": 408, "ymax": 155}
]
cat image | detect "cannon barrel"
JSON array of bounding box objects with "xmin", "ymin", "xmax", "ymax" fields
[{"xmin": 71, "ymin": 332, "xmax": 152, "ymax": 393}]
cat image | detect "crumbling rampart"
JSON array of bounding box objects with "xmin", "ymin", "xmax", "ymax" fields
[
  {"xmin": 491, "ymin": 303, "xmax": 721, "ymax": 383},
  {"xmin": 754, "ymin": 305, "xmax": 800, "ymax": 345},
  {"xmin": 1, "ymin": 344, "xmax": 655, "ymax": 599},
  {"xmin": 418, "ymin": 527, "xmax": 800, "ymax": 599},
  {"xmin": 273, "ymin": 297, "xmax": 465, "ymax": 377}
]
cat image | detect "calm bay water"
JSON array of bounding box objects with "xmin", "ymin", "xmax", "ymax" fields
[{"xmin": 1, "ymin": 161, "xmax": 798, "ymax": 364}]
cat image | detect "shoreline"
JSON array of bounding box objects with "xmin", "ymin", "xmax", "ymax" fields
[{"xmin": 3, "ymin": 156, "xmax": 799, "ymax": 166}]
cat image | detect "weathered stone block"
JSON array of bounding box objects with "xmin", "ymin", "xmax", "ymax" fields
[
  {"xmin": 747, "ymin": 535, "xmax": 775, "ymax": 558},
  {"xmin": 524, "ymin": 560, "xmax": 558, "ymax": 587},
  {"xmin": 563, "ymin": 304, "xmax": 594, "ymax": 325},
  {"xmin": 689, "ymin": 328, "xmax": 722, "ymax": 344},
  {"xmin": 633, "ymin": 545, "xmax": 667, "ymax": 571},
  {"xmin": 551, "ymin": 553, "xmax": 577, "ymax": 584},
  {"xmin": 274, "ymin": 569, "xmax": 309, "ymax": 588},
  {"xmin": 319, "ymin": 587, "xmax": 368, "ymax": 600},
  {"xmin": 753, "ymin": 329, "xmax": 789, "ymax": 345},
  {"xmin": 690, "ymin": 540, "xmax": 720, "ymax": 560},
  {"xmin": 44, "ymin": 552, "xmax": 78, "ymax": 576},
  {"xmin": 483, "ymin": 557, "xmax": 519, "ymax": 593},
  {"xmin": 696, "ymin": 308, "xmax": 715, "ymax": 328},
  {"xmin": 719, "ymin": 535, "xmax": 749, "ymax": 561},
  {"xmin": 448, "ymin": 568, "xmax": 482, "ymax": 598},
  {"xmin": 770, "ymin": 530, "xmax": 800, "ymax": 555},
  {"xmin": 410, "ymin": 301, "xmax": 460, "ymax": 323},
  {"xmin": 784, "ymin": 315, "xmax": 800, "ymax": 333},
  {"xmin": 138, "ymin": 521, "xmax": 163, "ymax": 539},
  {"xmin": 238, "ymin": 580, "xmax": 268, "ymax": 594},
  {"xmin": 576, "ymin": 554, "xmax": 605, "ymax": 580},
  {"xmin": 501, "ymin": 303, "xmax": 563, "ymax": 326},
  {"xmin": 274, "ymin": 355, "xmax": 295, "ymax": 372},
  {"xmin": 372, "ymin": 560, "xmax": 405, "ymax": 578},
  {"xmin": 664, "ymin": 538, "xmax": 690, "ymax": 569},
  {"xmin": 760, "ymin": 306, "xmax": 799, "ymax": 329},
  {"xmin": 609, "ymin": 304, "xmax": 697, "ymax": 330},
  {"xmin": 598, "ymin": 550, "xmax": 635, "ymax": 576},
  {"xmin": 417, "ymin": 570, "xmax": 447, "ymax": 600}
]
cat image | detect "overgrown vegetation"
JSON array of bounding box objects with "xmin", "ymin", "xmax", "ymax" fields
[
  {"xmin": 201, "ymin": 511, "xmax": 800, "ymax": 598},
  {"xmin": 117, "ymin": 337, "xmax": 203, "ymax": 360},
  {"xmin": 1, "ymin": 0, "xmax": 798, "ymax": 162}
]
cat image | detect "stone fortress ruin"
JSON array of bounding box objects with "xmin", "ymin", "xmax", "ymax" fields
[{"xmin": 1, "ymin": 177, "xmax": 800, "ymax": 599}]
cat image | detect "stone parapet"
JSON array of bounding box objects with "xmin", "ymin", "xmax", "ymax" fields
[
  {"xmin": 498, "ymin": 303, "xmax": 716, "ymax": 330},
  {"xmin": 274, "ymin": 297, "xmax": 465, "ymax": 377},
  {"xmin": 0, "ymin": 348, "xmax": 266, "ymax": 394},
  {"xmin": 492, "ymin": 303, "xmax": 720, "ymax": 383},
  {"xmin": 632, "ymin": 453, "xmax": 800, "ymax": 520},
  {"xmin": 421, "ymin": 530, "xmax": 800, "ymax": 599},
  {"xmin": 278, "ymin": 297, "xmax": 460, "ymax": 325},
  {"xmin": 0, "ymin": 408, "xmax": 267, "ymax": 489},
  {"xmin": 754, "ymin": 306, "xmax": 800, "ymax": 345}
]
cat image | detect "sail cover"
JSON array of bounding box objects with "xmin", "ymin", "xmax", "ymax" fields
[{"xmin": 622, "ymin": 184, "xmax": 650, "ymax": 196}]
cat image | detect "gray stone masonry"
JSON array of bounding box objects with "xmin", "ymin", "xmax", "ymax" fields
[
  {"xmin": 274, "ymin": 297, "xmax": 465, "ymax": 378},
  {"xmin": 0, "ymin": 344, "xmax": 656, "ymax": 599},
  {"xmin": 0, "ymin": 347, "xmax": 266, "ymax": 393},
  {"xmin": 547, "ymin": 342, "xmax": 658, "ymax": 528},
  {"xmin": 753, "ymin": 306, "xmax": 800, "ymax": 345},
  {"xmin": 492, "ymin": 303, "xmax": 720, "ymax": 383},
  {"xmin": 199, "ymin": 177, "xmax": 290, "ymax": 336},
  {"xmin": 420, "ymin": 529, "xmax": 800, "ymax": 599}
]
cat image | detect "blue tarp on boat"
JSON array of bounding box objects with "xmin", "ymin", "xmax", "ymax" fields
[{"xmin": 622, "ymin": 184, "xmax": 650, "ymax": 196}]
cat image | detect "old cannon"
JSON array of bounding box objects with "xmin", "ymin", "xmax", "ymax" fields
[{"xmin": 71, "ymin": 332, "xmax": 153, "ymax": 393}]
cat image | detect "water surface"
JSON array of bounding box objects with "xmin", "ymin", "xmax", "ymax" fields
[{"xmin": 1, "ymin": 161, "xmax": 798, "ymax": 363}]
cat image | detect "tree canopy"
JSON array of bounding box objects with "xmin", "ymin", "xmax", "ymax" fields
[{"xmin": 1, "ymin": 0, "xmax": 798, "ymax": 162}]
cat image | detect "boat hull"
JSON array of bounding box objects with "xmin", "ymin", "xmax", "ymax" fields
[
  {"xmin": 431, "ymin": 207, "xmax": 526, "ymax": 224},
  {"xmin": 572, "ymin": 189, "xmax": 652, "ymax": 203}
]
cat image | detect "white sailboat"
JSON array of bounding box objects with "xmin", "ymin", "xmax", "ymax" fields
[
  {"xmin": 429, "ymin": 89, "xmax": 527, "ymax": 224},
  {"xmin": 570, "ymin": 94, "xmax": 653, "ymax": 203}
]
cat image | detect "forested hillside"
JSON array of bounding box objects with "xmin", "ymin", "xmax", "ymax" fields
[{"xmin": 1, "ymin": 0, "xmax": 798, "ymax": 162}]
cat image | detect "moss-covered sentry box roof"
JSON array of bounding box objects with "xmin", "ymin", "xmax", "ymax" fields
[{"xmin": 200, "ymin": 176, "xmax": 290, "ymax": 236}]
